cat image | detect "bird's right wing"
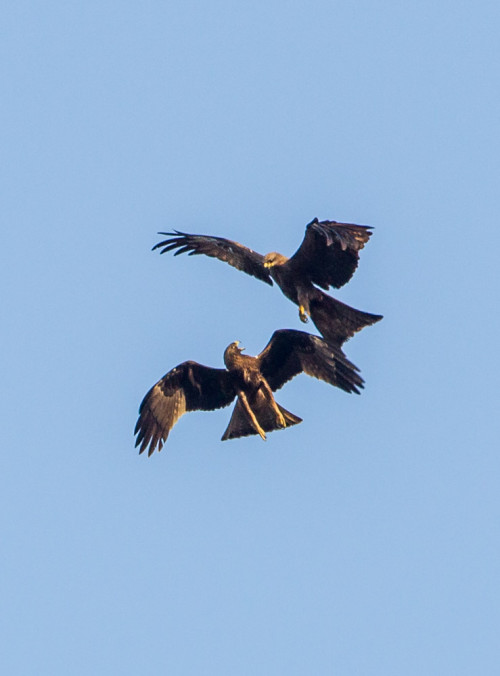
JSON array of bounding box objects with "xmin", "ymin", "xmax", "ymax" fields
[
  {"xmin": 258, "ymin": 329, "xmax": 364, "ymax": 394},
  {"xmin": 153, "ymin": 231, "xmax": 273, "ymax": 285},
  {"xmin": 286, "ymin": 218, "xmax": 374, "ymax": 289},
  {"xmin": 134, "ymin": 361, "xmax": 236, "ymax": 456}
]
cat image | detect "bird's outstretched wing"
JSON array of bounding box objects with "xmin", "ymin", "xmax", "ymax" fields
[
  {"xmin": 286, "ymin": 218, "xmax": 374, "ymax": 289},
  {"xmin": 257, "ymin": 329, "xmax": 364, "ymax": 394},
  {"xmin": 134, "ymin": 361, "xmax": 236, "ymax": 456},
  {"xmin": 153, "ymin": 231, "xmax": 273, "ymax": 285}
]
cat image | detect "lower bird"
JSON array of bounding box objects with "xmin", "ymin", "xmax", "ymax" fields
[{"xmin": 134, "ymin": 329, "xmax": 364, "ymax": 456}]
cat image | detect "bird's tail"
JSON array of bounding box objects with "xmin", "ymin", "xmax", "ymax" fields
[
  {"xmin": 221, "ymin": 389, "xmax": 302, "ymax": 441},
  {"xmin": 309, "ymin": 291, "xmax": 383, "ymax": 347}
]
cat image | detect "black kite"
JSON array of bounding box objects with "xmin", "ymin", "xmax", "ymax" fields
[
  {"xmin": 134, "ymin": 329, "xmax": 364, "ymax": 455},
  {"xmin": 154, "ymin": 218, "xmax": 382, "ymax": 347}
]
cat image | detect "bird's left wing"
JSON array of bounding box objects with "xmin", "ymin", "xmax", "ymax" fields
[
  {"xmin": 286, "ymin": 218, "xmax": 374, "ymax": 289},
  {"xmin": 135, "ymin": 361, "xmax": 236, "ymax": 456},
  {"xmin": 153, "ymin": 231, "xmax": 273, "ymax": 285},
  {"xmin": 257, "ymin": 329, "xmax": 364, "ymax": 394}
]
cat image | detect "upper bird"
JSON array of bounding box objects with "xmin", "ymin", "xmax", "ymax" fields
[
  {"xmin": 154, "ymin": 218, "xmax": 382, "ymax": 347},
  {"xmin": 134, "ymin": 329, "xmax": 364, "ymax": 456}
]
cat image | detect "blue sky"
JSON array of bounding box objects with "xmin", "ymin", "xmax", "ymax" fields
[{"xmin": 2, "ymin": 1, "xmax": 500, "ymax": 674}]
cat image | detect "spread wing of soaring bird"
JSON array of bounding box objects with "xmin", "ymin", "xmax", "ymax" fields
[
  {"xmin": 153, "ymin": 232, "xmax": 273, "ymax": 285},
  {"xmin": 285, "ymin": 219, "xmax": 373, "ymax": 289},
  {"xmin": 134, "ymin": 361, "xmax": 236, "ymax": 456},
  {"xmin": 257, "ymin": 329, "xmax": 364, "ymax": 394}
]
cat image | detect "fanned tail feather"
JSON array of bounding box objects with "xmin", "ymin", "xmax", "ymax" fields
[
  {"xmin": 310, "ymin": 292, "xmax": 382, "ymax": 347},
  {"xmin": 221, "ymin": 393, "xmax": 302, "ymax": 441}
]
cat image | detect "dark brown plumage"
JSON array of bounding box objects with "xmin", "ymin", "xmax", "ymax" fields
[
  {"xmin": 154, "ymin": 218, "xmax": 382, "ymax": 346},
  {"xmin": 134, "ymin": 329, "xmax": 364, "ymax": 455}
]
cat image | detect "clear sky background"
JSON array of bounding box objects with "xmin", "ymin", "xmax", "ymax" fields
[{"xmin": 2, "ymin": 2, "xmax": 499, "ymax": 674}]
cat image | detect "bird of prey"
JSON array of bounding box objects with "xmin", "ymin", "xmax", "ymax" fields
[
  {"xmin": 134, "ymin": 329, "xmax": 364, "ymax": 455},
  {"xmin": 153, "ymin": 218, "xmax": 382, "ymax": 347}
]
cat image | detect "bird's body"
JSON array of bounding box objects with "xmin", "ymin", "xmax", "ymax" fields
[
  {"xmin": 263, "ymin": 252, "xmax": 323, "ymax": 321},
  {"xmin": 221, "ymin": 341, "xmax": 301, "ymax": 441},
  {"xmin": 154, "ymin": 218, "xmax": 382, "ymax": 347},
  {"xmin": 134, "ymin": 330, "xmax": 364, "ymax": 455}
]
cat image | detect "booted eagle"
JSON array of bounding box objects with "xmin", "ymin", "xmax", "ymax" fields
[
  {"xmin": 134, "ymin": 329, "xmax": 364, "ymax": 456},
  {"xmin": 154, "ymin": 218, "xmax": 382, "ymax": 346}
]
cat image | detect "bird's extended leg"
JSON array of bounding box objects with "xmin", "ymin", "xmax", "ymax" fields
[
  {"xmin": 259, "ymin": 381, "xmax": 286, "ymax": 428},
  {"xmin": 297, "ymin": 289, "xmax": 310, "ymax": 324},
  {"xmin": 238, "ymin": 391, "xmax": 266, "ymax": 441}
]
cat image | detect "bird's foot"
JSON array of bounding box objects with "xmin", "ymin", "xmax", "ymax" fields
[
  {"xmin": 299, "ymin": 305, "xmax": 309, "ymax": 323},
  {"xmin": 277, "ymin": 411, "xmax": 286, "ymax": 428}
]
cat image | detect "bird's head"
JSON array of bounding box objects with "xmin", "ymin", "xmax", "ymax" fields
[
  {"xmin": 224, "ymin": 340, "xmax": 245, "ymax": 368},
  {"xmin": 263, "ymin": 251, "xmax": 287, "ymax": 268}
]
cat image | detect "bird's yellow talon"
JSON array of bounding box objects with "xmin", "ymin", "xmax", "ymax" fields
[{"xmin": 299, "ymin": 305, "xmax": 309, "ymax": 323}]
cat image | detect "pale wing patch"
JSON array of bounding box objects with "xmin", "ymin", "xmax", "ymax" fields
[
  {"xmin": 135, "ymin": 382, "xmax": 188, "ymax": 456},
  {"xmin": 149, "ymin": 385, "xmax": 186, "ymax": 445}
]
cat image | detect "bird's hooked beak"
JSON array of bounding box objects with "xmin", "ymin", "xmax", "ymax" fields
[
  {"xmin": 234, "ymin": 340, "xmax": 245, "ymax": 352},
  {"xmin": 263, "ymin": 253, "xmax": 274, "ymax": 269}
]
